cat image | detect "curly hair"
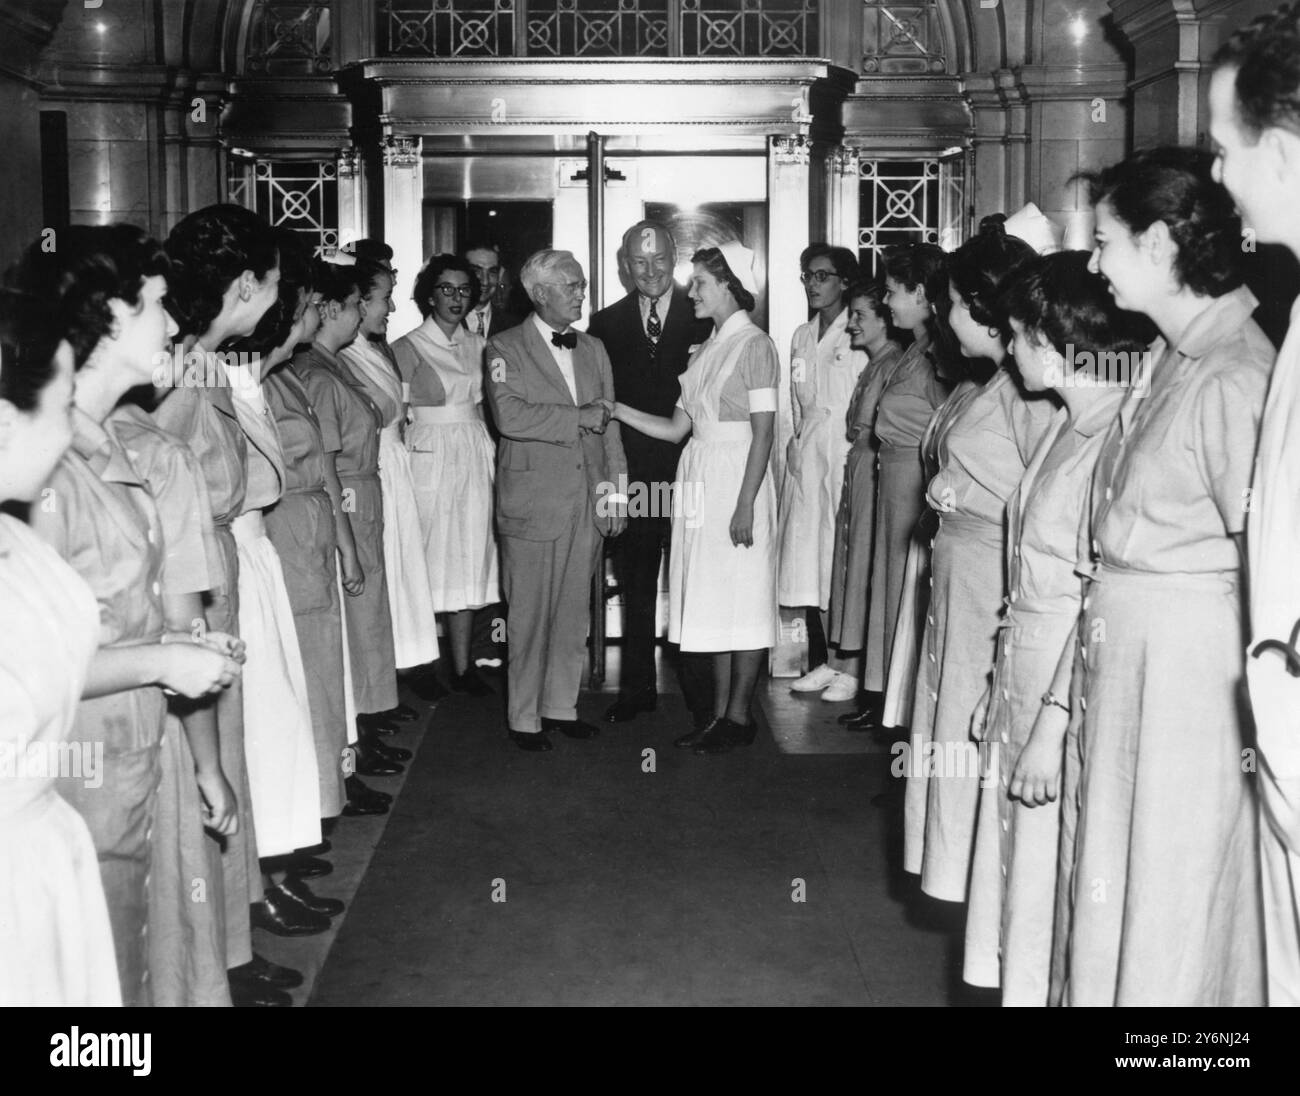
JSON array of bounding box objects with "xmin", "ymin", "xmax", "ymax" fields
[
  {"xmin": 800, "ymin": 243, "xmax": 860, "ymax": 283},
  {"xmin": 1214, "ymin": 2, "xmax": 1300, "ymax": 139},
  {"xmin": 947, "ymin": 214, "xmax": 1038, "ymax": 336},
  {"xmin": 0, "ymin": 289, "xmax": 63, "ymax": 412},
  {"xmin": 1003, "ymin": 251, "xmax": 1154, "ymax": 362},
  {"xmin": 5, "ymin": 224, "xmax": 170, "ymax": 369},
  {"xmin": 692, "ymin": 246, "xmax": 756, "ymax": 312},
  {"xmin": 413, "ymin": 254, "xmax": 480, "ymax": 319},
  {"xmin": 1080, "ymin": 147, "xmax": 1243, "ymax": 297},
  {"xmin": 844, "ymin": 278, "xmax": 891, "ymax": 325},
  {"xmin": 881, "ymin": 241, "xmax": 948, "ymax": 306},
  {"xmin": 164, "ymin": 203, "xmax": 278, "ymax": 340}
]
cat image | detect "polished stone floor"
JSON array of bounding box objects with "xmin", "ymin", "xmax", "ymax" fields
[{"xmin": 260, "ymin": 654, "xmax": 993, "ymax": 1007}]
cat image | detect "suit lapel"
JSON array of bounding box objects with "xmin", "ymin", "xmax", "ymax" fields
[{"xmin": 522, "ymin": 320, "xmax": 577, "ymax": 405}]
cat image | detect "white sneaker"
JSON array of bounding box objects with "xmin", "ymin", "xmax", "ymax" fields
[
  {"xmin": 820, "ymin": 673, "xmax": 859, "ymax": 703},
  {"xmin": 790, "ymin": 663, "xmax": 839, "ymax": 692}
]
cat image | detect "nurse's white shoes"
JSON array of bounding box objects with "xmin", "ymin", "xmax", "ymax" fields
[
  {"xmin": 819, "ymin": 673, "xmax": 859, "ymax": 703},
  {"xmin": 790, "ymin": 663, "xmax": 839, "ymax": 692}
]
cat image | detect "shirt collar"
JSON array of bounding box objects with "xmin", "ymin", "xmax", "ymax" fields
[
  {"xmin": 712, "ymin": 309, "xmax": 753, "ymax": 342},
  {"xmin": 1171, "ymin": 285, "xmax": 1260, "ymax": 359},
  {"xmin": 532, "ymin": 310, "xmax": 572, "ymax": 344},
  {"xmin": 421, "ymin": 317, "xmax": 462, "ymax": 349},
  {"xmin": 1070, "ymin": 386, "xmax": 1127, "ymax": 438},
  {"xmin": 70, "ymin": 407, "xmax": 144, "ymax": 486}
]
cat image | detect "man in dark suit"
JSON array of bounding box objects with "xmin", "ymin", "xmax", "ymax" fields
[
  {"xmin": 588, "ymin": 220, "xmax": 715, "ymax": 726},
  {"xmin": 463, "ymin": 241, "xmax": 524, "ymax": 338},
  {"xmin": 485, "ymin": 249, "xmax": 627, "ymax": 752}
]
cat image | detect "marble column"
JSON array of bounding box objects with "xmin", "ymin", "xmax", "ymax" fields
[{"xmin": 381, "ymin": 136, "xmax": 423, "ymax": 338}]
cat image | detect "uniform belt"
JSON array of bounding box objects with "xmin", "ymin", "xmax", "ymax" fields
[{"xmin": 410, "ymin": 403, "xmax": 480, "ymax": 425}]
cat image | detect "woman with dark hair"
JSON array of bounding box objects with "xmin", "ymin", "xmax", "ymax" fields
[
  {"xmin": 8, "ymin": 228, "xmax": 243, "ymax": 1006},
  {"xmin": 293, "ymin": 259, "xmax": 403, "ymax": 776},
  {"xmin": 155, "ymin": 203, "xmax": 283, "ymax": 996},
  {"xmin": 391, "ymin": 254, "xmax": 499, "ymax": 694},
  {"xmin": 1209, "ymin": 0, "xmax": 1300, "ymax": 1007},
  {"xmin": 961, "ymin": 251, "xmax": 1145, "ymax": 1004},
  {"xmin": 610, "ymin": 242, "xmax": 779, "ymax": 754},
  {"xmin": 340, "ymin": 257, "xmax": 442, "ymax": 702},
  {"xmin": 827, "ymin": 281, "xmax": 903, "ymax": 683},
  {"xmin": 1057, "ymin": 147, "xmax": 1271, "ymax": 1005},
  {"xmin": 780, "ymin": 244, "xmax": 867, "ymax": 702},
  {"xmin": 0, "ymin": 291, "xmax": 121, "ymax": 1005},
  {"xmin": 852, "ymin": 243, "xmax": 952, "ymax": 731}
]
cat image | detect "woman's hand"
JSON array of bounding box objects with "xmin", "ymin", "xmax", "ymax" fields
[
  {"xmin": 1008, "ymin": 706, "xmax": 1068, "ymax": 807},
  {"xmin": 200, "ymin": 630, "xmax": 246, "ymax": 664},
  {"xmin": 730, "ymin": 500, "xmax": 755, "ymax": 547},
  {"xmin": 158, "ymin": 643, "xmax": 241, "ymax": 699},
  {"xmin": 969, "ymin": 683, "xmax": 991, "ymax": 742},
  {"xmin": 340, "ymin": 548, "xmax": 364, "ymax": 596},
  {"xmin": 196, "ymin": 767, "xmax": 239, "ymax": 836}
]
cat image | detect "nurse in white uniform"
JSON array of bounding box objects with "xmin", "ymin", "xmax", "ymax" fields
[{"xmin": 610, "ymin": 241, "xmax": 779, "ymax": 755}]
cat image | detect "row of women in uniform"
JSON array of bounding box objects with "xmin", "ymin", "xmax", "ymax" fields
[
  {"xmin": 0, "ymin": 205, "xmax": 502, "ymax": 1006},
  {"xmin": 791, "ymin": 142, "xmax": 1278, "ymax": 1006}
]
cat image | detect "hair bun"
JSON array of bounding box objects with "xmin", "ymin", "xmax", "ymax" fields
[{"xmin": 978, "ymin": 213, "xmax": 1008, "ymax": 238}]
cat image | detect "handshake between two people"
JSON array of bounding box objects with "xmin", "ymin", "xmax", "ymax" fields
[{"xmin": 580, "ymin": 397, "xmax": 617, "ymax": 435}]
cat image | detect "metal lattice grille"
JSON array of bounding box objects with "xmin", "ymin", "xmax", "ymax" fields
[
  {"xmin": 245, "ymin": 2, "xmax": 334, "ymax": 74},
  {"xmin": 379, "ymin": 0, "xmax": 515, "ymax": 56},
  {"xmin": 857, "ymin": 156, "xmax": 966, "ymax": 276},
  {"xmin": 527, "ymin": 0, "xmax": 670, "ymax": 56},
  {"xmin": 229, "ymin": 160, "xmax": 340, "ymax": 257},
  {"xmin": 861, "ymin": 2, "xmax": 946, "ymax": 75},
  {"xmin": 680, "ymin": 0, "xmax": 816, "ymax": 56}
]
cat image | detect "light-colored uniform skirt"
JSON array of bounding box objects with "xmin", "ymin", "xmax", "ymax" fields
[
  {"xmin": 233, "ymin": 511, "xmax": 322, "ymax": 858},
  {"xmin": 904, "ymin": 514, "xmax": 1003, "ymax": 902},
  {"xmin": 669, "ymin": 421, "xmax": 778, "ymax": 653},
  {"xmin": 828, "ymin": 438, "xmax": 878, "ymax": 651},
  {"xmin": 1057, "ymin": 567, "xmax": 1264, "ymax": 1005},
  {"xmin": 340, "ymin": 472, "xmax": 398, "ymax": 714},
  {"xmin": 866, "ymin": 446, "xmax": 925, "ymax": 693},
  {"xmin": 407, "ymin": 405, "xmax": 500, "ymax": 613},
  {"xmin": 378, "ymin": 423, "xmax": 439, "ymax": 668},
  {"xmin": 147, "ymin": 716, "xmax": 231, "ymax": 1006},
  {"xmin": 962, "ymin": 598, "xmax": 1076, "ymax": 1001}
]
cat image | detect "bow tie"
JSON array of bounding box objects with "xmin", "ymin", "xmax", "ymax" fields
[{"xmin": 551, "ymin": 330, "xmax": 577, "ymax": 350}]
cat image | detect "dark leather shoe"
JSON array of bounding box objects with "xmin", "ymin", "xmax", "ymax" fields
[
  {"xmin": 277, "ymin": 876, "xmax": 344, "ymax": 918},
  {"xmin": 230, "ymin": 953, "xmax": 303, "ymax": 990},
  {"xmin": 350, "ymin": 735, "xmax": 403, "ymax": 776},
  {"xmin": 364, "ymin": 732, "xmax": 412, "ymax": 763},
  {"xmin": 603, "ymin": 692, "xmax": 658, "ymax": 723},
  {"xmin": 541, "ymin": 717, "xmax": 599, "ymax": 739},
  {"xmin": 251, "ymin": 887, "xmax": 330, "ymax": 937},
  {"xmin": 693, "ymin": 717, "xmax": 755, "ymax": 755},
  {"xmin": 342, "ymin": 776, "xmax": 390, "ymax": 816},
  {"xmin": 260, "ymin": 853, "xmax": 332, "ymax": 879},
  {"xmin": 509, "ymin": 729, "xmax": 553, "ymax": 752},
  {"xmin": 839, "ymin": 709, "xmax": 878, "ymax": 731},
  {"xmin": 674, "ymin": 718, "xmax": 716, "ymax": 749},
  {"xmin": 228, "ymin": 977, "xmax": 292, "ymax": 1007},
  {"xmin": 451, "ymin": 668, "xmax": 494, "ymax": 696},
  {"xmin": 383, "ymin": 702, "xmax": 420, "ymax": 723}
]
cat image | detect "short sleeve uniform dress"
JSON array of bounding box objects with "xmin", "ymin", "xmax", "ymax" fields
[
  {"xmin": 959, "ymin": 390, "xmax": 1123, "ymax": 1002},
  {"xmin": 0, "ymin": 514, "xmax": 120, "ymax": 1006},
  {"xmin": 340, "ymin": 337, "xmax": 440, "ymax": 669},
  {"xmin": 777, "ymin": 308, "xmax": 866, "ymax": 610},
  {"xmin": 903, "ymin": 370, "xmax": 1054, "ymax": 903},
  {"xmin": 668, "ymin": 310, "xmax": 780, "ymax": 653},
  {"xmin": 1056, "ymin": 287, "xmax": 1268, "ymax": 1006},
  {"xmin": 296, "ymin": 342, "xmax": 398, "ymax": 716},
  {"xmin": 392, "ymin": 318, "xmax": 500, "ymax": 613}
]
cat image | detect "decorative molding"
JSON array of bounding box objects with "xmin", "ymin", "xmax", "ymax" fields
[
  {"xmin": 773, "ymin": 134, "xmax": 810, "ymax": 165},
  {"xmin": 382, "ymin": 134, "xmax": 421, "ymax": 167},
  {"xmin": 337, "ymin": 145, "xmax": 361, "ymax": 177}
]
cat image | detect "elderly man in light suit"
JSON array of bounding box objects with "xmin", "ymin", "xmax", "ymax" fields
[{"xmin": 485, "ymin": 249, "xmax": 628, "ymax": 751}]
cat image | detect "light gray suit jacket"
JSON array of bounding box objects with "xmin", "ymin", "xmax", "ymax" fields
[{"xmin": 485, "ymin": 319, "xmax": 627, "ymax": 542}]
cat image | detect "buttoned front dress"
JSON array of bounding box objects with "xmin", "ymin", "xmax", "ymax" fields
[
  {"xmin": 1056, "ymin": 287, "xmax": 1269, "ymax": 1006},
  {"xmin": 108, "ymin": 405, "xmax": 231, "ymax": 1006},
  {"xmin": 865, "ymin": 342, "xmax": 948, "ymax": 694},
  {"xmin": 829, "ymin": 341, "xmax": 902, "ymax": 651},
  {"xmin": 904, "ymin": 370, "xmax": 1054, "ymax": 902},
  {"xmin": 340, "ymin": 337, "xmax": 440, "ymax": 668},
  {"xmin": 297, "ymin": 343, "xmax": 398, "ymax": 716},
  {"xmin": 0, "ymin": 514, "xmax": 121, "ymax": 1006},
  {"xmin": 392, "ymin": 320, "xmax": 500, "ymax": 613},
  {"xmin": 31, "ymin": 409, "xmax": 170, "ymax": 1006},
  {"xmin": 1245, "ymin": 295, "xmax": 1300, "ymax": 1006},
  {"xmin": 959, "ymin": 392, "xmax": 1122, "ymax": 1002},
  {"xmin": 669, "ymin": 310, "xmax": 780, "ymax": 653},
  {"xmin": 777, "ymin": 309, "xmax": 867, "ymax": 611},
  {"xmin": 264, "ymin": 365, "xmax": 348, "ymax": 818}
]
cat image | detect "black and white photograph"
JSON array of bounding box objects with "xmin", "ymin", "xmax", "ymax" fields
[{"xmin": 1, "ymin": 0, "xmax": 1299, "ymax": 1041}]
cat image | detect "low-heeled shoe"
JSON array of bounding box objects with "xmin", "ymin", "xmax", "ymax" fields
[
  {"xmin": 674, "ymin": 718, "xmax": 715, "ymax": 749},
  {"xmin": 541, "ymin": 717, "xmax": 599, "ymax": 739},
  {"xmin": 251, "ymin": 887, "xmax": 330, "ymax": 937},
  {"xmin": 384, "ymin": 702, "xmax": 420, "ymax": 723},
  {"xmin": 230, "ymin": 954, "xmax": 303, "ymax": 990},
  {"xmin": 228, "ymin": 978, "xmax": 292, "ymax": 1007},
  {"xmin": 603, "ymin": 692, "xmax": 658, "ymax": 723},
  {"xmin": 277, "ymin": 876, "xmax": 344, "ymax": 918},
  {"xmin": 509, "ymin": 729, "xmax": 553, "ymax": 752}
]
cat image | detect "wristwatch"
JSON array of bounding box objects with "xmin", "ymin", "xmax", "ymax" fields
[{"xmin": 1041, "ymin": 691, "xmax": 1070, "ymax": 712}]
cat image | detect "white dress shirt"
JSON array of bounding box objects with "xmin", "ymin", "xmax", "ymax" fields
[
  {"xmin": 467, "ymin": 302, "xmax": 492, "ymax": 336},
  {"xmin": 638, "ymin": 289, "xmax": 672, "ymax": 336},
  {"xmin": 532, "ymin": 311, "xmax": 578, "ymax": 403}
]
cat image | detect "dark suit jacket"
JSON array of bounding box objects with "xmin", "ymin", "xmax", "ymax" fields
[
  {"xmin": 464, "ymin": 305, "xmax": 523, "ymax": 340},
  {"xmin": 484, "ymin": 319, "xmax": 627, "ymax": 542},
  {"xmin": 587, "ymin": 286, "xmax": 713, "ymax": 487}
]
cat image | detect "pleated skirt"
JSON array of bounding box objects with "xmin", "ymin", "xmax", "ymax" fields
[{"xmin": 378, "ymin": 425, "xmax": 439, "ymax": 668}]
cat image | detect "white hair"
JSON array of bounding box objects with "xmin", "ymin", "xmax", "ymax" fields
[{"xmin": 519, "ymin": 249, "xmax": 577, "ymax": 298}]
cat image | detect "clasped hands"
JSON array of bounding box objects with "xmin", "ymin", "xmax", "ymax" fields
[{"xmin": 580, "ymin": 398, "xmax": 616, "ymax": 434}]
